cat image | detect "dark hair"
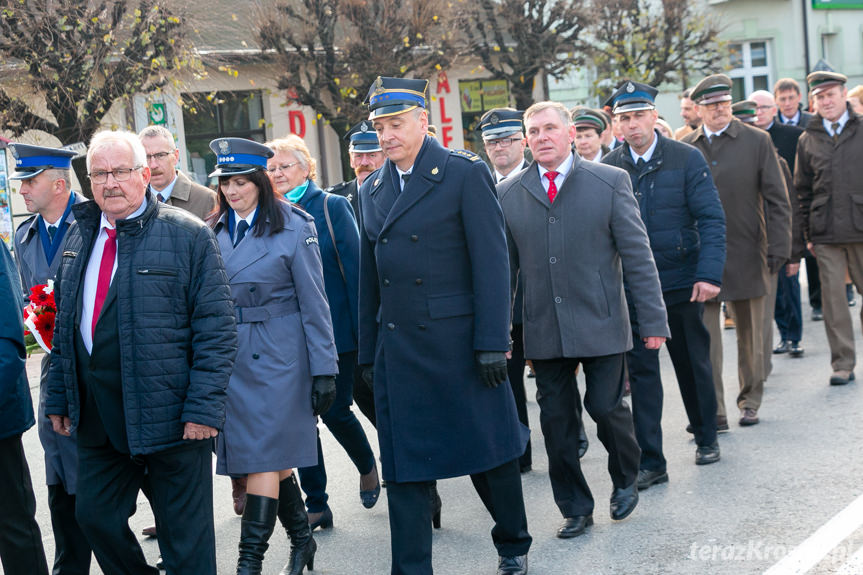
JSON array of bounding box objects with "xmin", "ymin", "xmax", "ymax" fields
[
  {"xmin": 774, "ymin": 78, "xmax": 801, "ymax": 95},
  {"xmin": 211, "ymin": 169, "xmax": 284, "ymax": 236}
]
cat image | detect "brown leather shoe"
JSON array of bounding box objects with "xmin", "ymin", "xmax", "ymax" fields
[
  {"xmin": 739, "ymin": 408, "xmax": 759, "ymax": 426},
  {"xmin": 231, "ymin": 476, "xmax": 248, "ymax": 516}
]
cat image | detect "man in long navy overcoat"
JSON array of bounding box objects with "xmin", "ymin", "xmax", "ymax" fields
[{"xmin": 357, "ymin": 76, "xmax": 532, "ymax": 575}]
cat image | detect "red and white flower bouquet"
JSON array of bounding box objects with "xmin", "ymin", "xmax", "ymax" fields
[{"xmin": 23, "ymin": 281, "xmax": 57, "ymax": 354}]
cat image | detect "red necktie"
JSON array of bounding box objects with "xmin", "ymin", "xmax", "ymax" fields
[
  {"xmin": 545, "ymin": 171, "xmax": 560, "ymax": 203},
  {"xmin": 92, "ymin": 228, "xmax": 117, "ymax": 337}
]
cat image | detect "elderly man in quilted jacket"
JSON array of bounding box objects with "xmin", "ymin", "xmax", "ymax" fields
[{"xmin": 46, "ymin": 130, "xmax": 237, "ymax": 575}]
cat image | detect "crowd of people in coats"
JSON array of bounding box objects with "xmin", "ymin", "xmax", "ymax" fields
[{"xmin": 0, "ymin": 65, "xmax": 861, "ymax": 575}]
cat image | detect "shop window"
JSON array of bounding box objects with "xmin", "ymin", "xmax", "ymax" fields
[{"xmin": 182, "ymin": 91, "xmax": 265, "ymax": 184}]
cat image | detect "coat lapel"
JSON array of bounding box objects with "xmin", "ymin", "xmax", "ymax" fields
[
  {"xmin": 519, "ymin": 161, "xmax": 552, "ymax": 208},
  {"xmin": 381, "ymin": 137, "xmax": 447, "ymax": 234},
  {"xmin": 169, "ymin": 171, "xmax": 192, "ymax": 203},
  {"xmin": 218, "ymin": 217, "xmax": 270, "ymax": 280}
]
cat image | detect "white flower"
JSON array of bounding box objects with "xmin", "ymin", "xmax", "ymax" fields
[{"xmin": 44, "ymin": 279, "xmax": 54, "ymax": 295}]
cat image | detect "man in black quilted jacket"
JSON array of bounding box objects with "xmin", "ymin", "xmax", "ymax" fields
[{"xmin": 45, "ymin": 130, "xmax": 237, "ymax": 575}]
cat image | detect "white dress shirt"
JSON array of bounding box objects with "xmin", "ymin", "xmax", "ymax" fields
[
  {"xmin": 703, "ymin": 122, "xmax": 731, "ymax": 141},
  {"xmin": 495, "ymin": 160, "xmax": 527, "ymax": 184},
  {"xmin": 823, "ymin": 110, "xmax": 850, "ymax": 136},
  {"xmin": 152, "ymin": 173, "xmax": 178, "ymax": 201},
  {"xmin": 395, "ymin": 166, "xmax": 413, "ymax": 191},
  {"xmin": 537, "ymin": 153, "xmax": 575, "ymax": 195},
  {"xmin": 80, "ymin": 200, "xmax": 148, "ymax": 353},
  {"xmin": 629, "ymin": 131, "xmax": 659, "ymax": 164}
]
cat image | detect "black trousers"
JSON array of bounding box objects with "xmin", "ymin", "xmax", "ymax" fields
[
  {"xmin": 0, "ymin": 433, "xmax": 49, "ymax": 575},
  {"xmin": 628, "ymin": 300, "xmax": 718, "ymax": 472},
  {"xmin": 533, "ymin": 354, "xmax": 640, "ymax": 518},
  {"xmin": 353, "ymin": 359, "xmax": 377, "ymax": 428},
  {"xmin": 48, "ymin": 484, "xmax": 92, "ymax": 575},
  {"xmin": 805, "ymin": 248, "xmax": 821, "ymax": 309},
  {"xmin": 76, "ymin": 439, "xmax": 216, "ymax": 575},
  {"xmin": 506, "ymin": 324, "xmax": 532, "ymax": 468},
  {"xmin": 387, "ymin": 459, "xmax": 531, "ymax": 575}
]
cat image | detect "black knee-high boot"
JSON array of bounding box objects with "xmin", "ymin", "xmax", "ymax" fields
[
  {"xmin": 237, "ymin": 494, "xmax": 279, "ymax": 575},
  {"xmin": 277, "ymin": 474, "xmax": 317, "ymax": 575}
]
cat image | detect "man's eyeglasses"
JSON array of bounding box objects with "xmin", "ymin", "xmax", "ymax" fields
[
  {"xmin": 267, "ymin": 162, "xmax": 299, "ymax": 173},
  {"xmin": 88, "ymin": 167, "xmax": 143, "ymax": 184},
  {"xmin": 484, "ymin": 137, "xmax": 523, "ymax": 150},
  {"xmin": 146, "ymin": 151, "xmax": 175, "ymax": 161}
]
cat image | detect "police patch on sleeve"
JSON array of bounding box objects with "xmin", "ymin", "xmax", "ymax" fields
[{"xmin": 305, "ymin": 236, "xmax": 318, "ymax": 246}]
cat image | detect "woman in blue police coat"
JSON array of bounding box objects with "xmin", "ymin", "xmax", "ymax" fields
[
  {"xmin": 208, "ymin": 137, "xmax": 339, "ymax": 575},
  {"xmin": 266, "ymin": 135, "xmax": 380, "ymax": 529}
]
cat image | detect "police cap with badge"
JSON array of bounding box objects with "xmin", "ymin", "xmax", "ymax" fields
[
  {"xmin": 607, "ymin": 81, "xmax": 658, "ymax": 114},
  {"xmin": 691, "ymin": 74, "xmax": 734, "ymax": 105},
  {"xmin": 345, "ymin": 120, "xmax": 382, "ymax": 153},
  {"xmin": 807, "ymin": 71, "xmax": 848, "ymax": 95},
  {"xmin": 731, "ymin": 100, "xmax": 758, "ymax": 124},
  {"xmin": 571, "ymin": 108, "xmax": 608, "ymax": 134},
  {"xmin": 477, "ymin": 108, "xmax": 524, "ymax": 141},
  {"xmin": 365, "ymin": 76, "xmax": 429, "ymax": 119},
  {"xmin": 208, "ymin": 137, "xmax": 274, "ymax": 177},
  {"xmin": 8, "ymin": 143, "xmax": 77, "ymax": 180}
]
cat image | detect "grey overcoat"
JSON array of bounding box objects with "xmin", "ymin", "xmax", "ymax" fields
[
  {"xmin": 13, "ymin": 191, "xmax": 85, "ymax": 493},
  {"xmin": 214, "ymin": 201, "xmax": 338, "ymax": 475},
  {"xmin": 499, "ymin": 154, "xmax": 669, "ymax": 359}
]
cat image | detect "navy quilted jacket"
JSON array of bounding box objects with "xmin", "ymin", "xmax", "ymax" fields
[
  {"xmin": 45, "ymin": 191, "xmax": 237, "ymax": 455},
  {"xmin": 603, "ymin": 132, "xmax": 726, "ymax": 292}
]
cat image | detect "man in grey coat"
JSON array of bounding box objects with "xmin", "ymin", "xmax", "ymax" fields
[{"xmin": 499, "ymin": 101, "xmax": 669, "ymax": 540}]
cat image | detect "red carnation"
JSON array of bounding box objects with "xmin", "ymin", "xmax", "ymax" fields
[
  {"xmin": 30, "ymin": 288, "xmax": 49, "ymax": 306},
  {"xmin": 34, "ymin": 311, "xmax": 56, "ymax": 348}
]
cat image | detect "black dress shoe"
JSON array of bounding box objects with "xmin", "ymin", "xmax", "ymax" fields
[
  {"xmin": 636, "ymin": 468, "xmax": 668, "ymax": 491},
  {"xmin": 829, "ymin": 371, "xmax": 855, "ymax": 386},
  {"xmin": 695, "ymin": 442, "xmax": 720, "ymax": 465},
  {"xmin": 308, "ymin": 506, "xmax": 333, "ymax": 530},
  {"xmin": 498, "ymin": 554, "xmax": 528, "ymax": 574},
  {"xmin": 557, "ymin": 515, "xmax": 593, "ymax": 538},
  {"xmin": 812, "ymin": 308, "xmax": 823, "ymax": 321},
  {"xmin": 610, "ymin": 482, "xmax": 638, "ymax": 520},
  {"xmin": 773, "ymin": 340, "xmax": 791, "ymax": 354},
  {"xmin": 789, "ymin": 341, "xmax": 804, "ymax": 357}
]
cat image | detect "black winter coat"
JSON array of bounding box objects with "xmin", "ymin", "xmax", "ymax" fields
[{"xmin": 46, "ymin": 192, "xmax": 237, "ymax": 455}]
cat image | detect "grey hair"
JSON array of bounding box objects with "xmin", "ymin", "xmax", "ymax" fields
[{"xmin": 87, "ymin": 130, "xmax": 147, "ymax": 171}]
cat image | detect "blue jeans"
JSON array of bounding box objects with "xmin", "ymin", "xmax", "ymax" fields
[
  {"xmin": 775, "ymin": 265, "xmax": 803, "ymax": 342},
  {"xmin": 298, "ymin": 352, "xmax": 376, "ymax": 513}
]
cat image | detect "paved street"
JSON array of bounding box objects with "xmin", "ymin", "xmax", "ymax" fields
[{"xmin": 12, "ymin": 276, "xmax": 863, "ymax": 574}]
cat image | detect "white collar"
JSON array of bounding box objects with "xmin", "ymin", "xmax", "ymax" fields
[
  {"xmin": 629, "ymin": 131, "xmax": 659, "ymax": 164},
  {"xmin": 703, "ymin": 122, "xmax": 731, "ymax": 140},
  {"xmin": 823, "ymin": 110, "xmax": 850, "ymax": 135},
  {"xmin": 495, "ymin": 160, "xmax": 526, "ymax": 182},
  {"xmin": 537, "ymin": 153, "xmax": 575, "ymax": 181}
]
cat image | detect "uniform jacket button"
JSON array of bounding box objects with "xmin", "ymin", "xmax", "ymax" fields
[
  {"xmin": 418, "ymin": 324, "xmax": 427, "ymax": 330},
  {"xmin": 415, "ymin": 278, "xmax": 423, "ymax": 285},
  {"xmin": 381, "ymin": 238, "xmax": 388, "ymax": 244},
  {"xmin": 383, "ymin": 279, "xmax": 391, "ymax": 286},
  {"xmin": 249, "ymin": 286, "xmax": 256, "ymax": 292},
  {"xmin": 252, "ymin": 353, "xmax": 260, "ymax": 360},
  {"xmin": 387, "ymin": 323, "xmax": 395, "ymax": 331},
  {"xmin": 411, "ymin": 235, "xmax": 419, "ymax": 242}
]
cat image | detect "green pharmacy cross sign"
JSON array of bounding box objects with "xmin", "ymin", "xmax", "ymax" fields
[{"xmin": 813, "ymin": 0, "xmax": 863, "ymax": 8}]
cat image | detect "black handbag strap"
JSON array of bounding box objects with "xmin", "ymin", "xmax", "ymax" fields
[{"xmin": 323, "ymin": 194, "xmax": 347, "ymax": 285}]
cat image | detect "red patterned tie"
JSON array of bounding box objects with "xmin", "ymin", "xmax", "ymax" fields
[
  {"xmin": 92, "ymin": 228, "xmax": 117, "ymax": 337},
  {"xmin": 545, "ymin": 171, "xmax": 560, "ymax": 203}
]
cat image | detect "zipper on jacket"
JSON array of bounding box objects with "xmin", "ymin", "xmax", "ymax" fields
[{"xmin": 136, "ymin": 267, "xmax": 178, "ymax": 276}]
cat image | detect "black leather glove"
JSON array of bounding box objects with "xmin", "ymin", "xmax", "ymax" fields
[
  {"xmin": 360, "ymin": 365, "xmax": 375, "ymax": 391},
  {"xmin": 311, "ymin": 375, "xmax": 337, "ymax": 416},
  {"xmin": 767, "ymin": 255, "xmax": 786, "ymax": 275},
  {"xmin": 475, "ymin": 351, "xmax": 508, "ymax": 388}
]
